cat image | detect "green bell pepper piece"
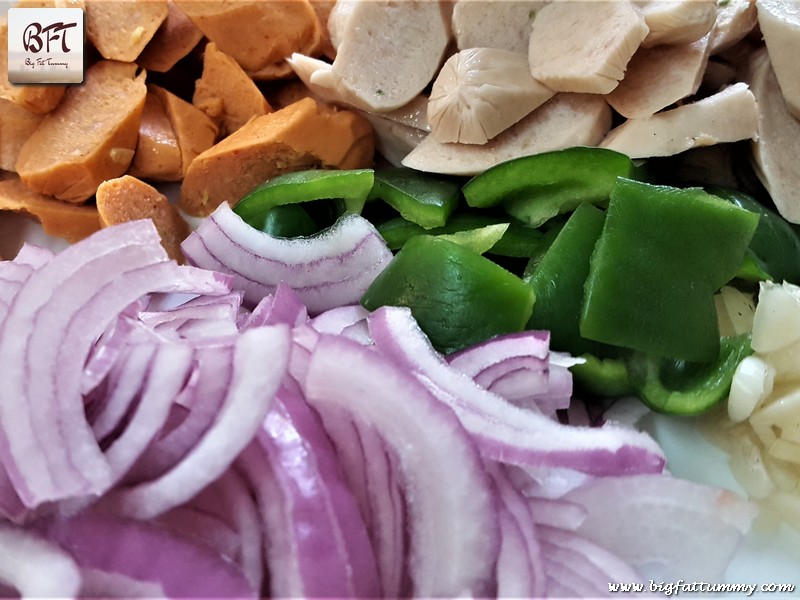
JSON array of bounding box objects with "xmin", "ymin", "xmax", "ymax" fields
[
  {"xmin": 526, "ymin": 202, "xmax": 617, "ymax": 357},
  {"xmin": 369, "ymin": 167, "xmax": 460, "ymax": 229},
  {"xmin": 233, "ymin": 169, "xmax": 374, "ymax": 230},
  {"xmin": 259, "ymin": 204, "xmax": 318, "ymax": 238},
  {"xmin": 437, "ymin": 223, "xmax": 509, "ymax": 255},
  {"xmin": 571, "ymin": 355, "xmax": 635, "ymax": 398},
  {"xmin": 462, "ymin": 147, "xmax": 635, "ymax": 227},
  {"xmin": 377, "ymin": 213, "xmax": 548, "ymax": 258},
  {"xmin": 710, "ymin": 186, "xmax": 800, "ymax": 285},
  {"xmin": 361, "ymin": 235, "xmax": 535, "ymax": 354},
  {"xmin": 628, "ymin": 334, "xmax": 752, "ymax": 415},
  {"xmin": 580, "ymin": 178, "xmax": 759, "ymax": 363}
]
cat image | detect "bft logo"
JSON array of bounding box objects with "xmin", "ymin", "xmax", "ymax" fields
[
  {"xmin": 22, "ymin": 21, "xmax": 77, "ymax": 54},
  {"xmin": 7, "ymin": 8, "xmax": 84, "ymax": 84}
]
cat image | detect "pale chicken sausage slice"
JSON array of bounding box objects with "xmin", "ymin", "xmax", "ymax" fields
[
  {"xmin": 600, "ymin": 82, "xmax": 758, "ymax": 158},
  {"xmin": 756, "ymin": 0, "xmax": 800, "ymax": 120},
  {"xmin": 451, "ymin": 0, "xmax": 545, "ymax": 55},
  {"xmin": 528, "ymin": 0, "xmax": 649, "ymax": 94},
  {"xmin": 85, "ymin": 0, "xmax": 169, "ymax": 62},
  {"xmin": 636, "ymin": 0, "xmax": 716, "ymax": 47},
  {"xmin": 744, "ymin": 48, "xmax": 800, "ymax": 224},
  {"xmin": 15, "ymin": 61, "xmax": 147, "ymax": 203},
  {"xmin": 708, "ymin": 0, "xmax": 757, "ymax": 54},
  {"xmin": 606, "ymin": 35, "xmax": 710, "ymax": 118},
  {"xmin": 331, "ymin": 0, "xmax": 452, "ymax": 112},
  {"xmin": 428, "ymin": 48, "xmax": 555, "ymax": 144},
  {"xmin": 402, "ymin": 93, "xmax": 612, "ymax": 176}
]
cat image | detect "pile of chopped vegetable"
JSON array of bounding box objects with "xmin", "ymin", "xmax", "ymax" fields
[
  {"xmin": 4, "ymin": 0, "xmax": 800, "ymax": 594},
  {"xmin": 0, "ymin": 208, "xmax": 757, "ymax": 597}
]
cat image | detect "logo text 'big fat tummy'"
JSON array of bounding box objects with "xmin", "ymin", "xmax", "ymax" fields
[{"xmin": 7, "ymin": 7, "xmax": 84, "ymax": 84}]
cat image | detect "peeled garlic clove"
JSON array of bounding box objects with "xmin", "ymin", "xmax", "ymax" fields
[
  {"xmin": 751, "ymin": 281, "xmax": 800, "ymax": 353},
  {"xmin": 729, "ymin": 356, "xmax": 775, "ymax": 423}
]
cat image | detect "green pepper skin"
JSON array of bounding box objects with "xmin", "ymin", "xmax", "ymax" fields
[
  {"xmin": 369, "ymin": 167, "xmax": 460, "ymax": 229},
  {"xmin": 580, "ymin": 179, "xmax": 759, "ymax": 363},
  {"xmin": 259, "ymin": 204, "xmax": 318, "ymax": 238},
  {"xmin": 710, "ymin": 186, "xmax": 800, "ymax": 285},
  {"xmin": 571, "ymin": 355, "xmax": 635, "ymax": 398},
  {"xmin": 233, "ymin": 169, "xmax": 374, "ymax": 230},
  {"xmin": 462, "ymin": 147, "xmax": 635, "ymax": 227},
  {"xmin": 361, "ymin": 235, "xmax": 535, "ymax": 354},
  {"xmin": 377, "ymin": 213, "xmax": 548, "ymax": 258},
  {"xmin": 628, "ymin": 334, "xmax": 753, "ymax": 416},
  {"xmin": 526, "ymin": 202, "xmax": 616, "ymax": 357}
]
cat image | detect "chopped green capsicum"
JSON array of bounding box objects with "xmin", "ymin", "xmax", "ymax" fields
[
  {"xmin": 233, "ymin": 169, "xmax": 374, "ymax": 230},
  {"xmin": 627, "ymin": 334, "xmax": 752, "ymax": 415},
  {"xmin": 571, "ymin": 355, "xmax": 635, "ymax": 398},
  {"xmin": 580, "ymin": 178, "xmax": 759, "ymax": 363},
  {"xmin": 377, "ymin": 212, "xmax": 549, "ymax": 258},
  {"xmin": 709, "ymin": 186, "xmax": 800, "ymax": 285},
  {"xmin": 526, "ymin": 202, "xmax": 616, "ymax": 357},
  {"xmin": 361, "ymin": 235, "xmax": 535, "ymax": 354},
  {"xmin": 462, "ymin": 147, "xmax": 635, "ymax": 227},
  {"xmin": 259, "ymin": 204, "xmax": 318, "ymax": 238},
  {"xmin": 368, "ymin": 167, "xmax": 460, "ymax": 229}
]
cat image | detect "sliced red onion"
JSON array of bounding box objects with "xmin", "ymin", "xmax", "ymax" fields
[
  {"xmin": 12, "ymin": 244, "xmax": 54, "ymax": 269},
  {"xmin": 103, "ymin": 342, "xmax": 194, "ymax": 482},
  {"xmin": 0, "ymin": 220, "xmax": 234, "ymax": 508},
  {"xmin": 490, "ymin": 465, "xmax": 546, "ymax": 597},
  {"xmin": 0, "ymin": 222, "xmax": 168, "ymax": 506},
  {"xmin": 447, "ymin": 330, "xmax": 550, "ymax": 375},
  {"xmin": 139, "ymin": 292, "xmax": 242, "ymax": 339},
  {"xmin": 82, "ymin": 300, "xmax": 147, "ymax": 395},
  {"xmin": 0, "ymin": 261, "xmax": 37, "ymax": 314},
  {"xmin": 368, "ymin": 306, "xmax": 666, "ymax": 476},
  {"xmin": 496, "ymin": 510, "xmax": 537, "ymax": 598},
  {"xmin": 181, "ymin": 203, "xmax": 393, "ymax": 314},
  {"xmin": 0, "ymin": 521, "xmax": 80, "ymax": 597},
  {"xmin": 154, "ymin": 506, "xmax": 241, "ymax": 566},
  {"xmin": 0, "ymin": 467, "xmax": 26, "ymax": 524},
  {"xmin": 303, "ymin": 334, "xmax": 499, "ymax": 597},
  {"xmin": 246, "ymin": 383, "xmax": 381, "ymax": 598},
  {"xmin": 44, "ymin": 512, "xmax": 256, "ymax": 598},
  {"xmin": 160, "ymin": 469, "xmax": 264, "ymax": 592},
  {"xmin": 125, "ymin": 344, "xmax": 234, "ymax": 483},
  {"xmin": 100, "ymin": 325, "xmax": 289, "ymax": 519},
  {"xmin": 563, "ymin": 474, "xmax": 757, "ymax": 581},
  {"xmin": 507, "ymin": 464, "xmax": 596, "ymax": 503},
  {"xmin": 309, "ymin": 304, "xmax": 372, "ymax": 342},
  {"xmin": 538, "ymin": 526, "xmax": 639, "ymax": 597},
  {"xmin": 78, "ymin": 567, "xmax": 165, "ymax": 598},
  {"xmin": 241, "ymin": 283, "xmax": 309, "ymax": 330},
  {"xmin": 528, "ymin": 497, "xmax": 588, "ymax": 531},
  {"xmin": 90, "ymin": 343, "xmax": 157, "ymax": 442},
  {"xmin": 350, "ymin": 418, "xmax": 407, "ymax": 597}
]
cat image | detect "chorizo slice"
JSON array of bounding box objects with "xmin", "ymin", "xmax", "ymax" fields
[
  {"xmin": 15, "ymin": 61, "xmax": 147, "ymax": 203},
  {"xmin": 180, "ymin": 97, "xmax": 374, "ymax": 216}
]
